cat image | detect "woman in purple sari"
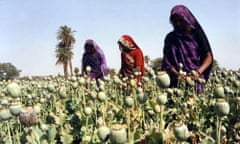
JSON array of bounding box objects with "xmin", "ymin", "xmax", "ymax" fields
[
  {"xmin": 82, "ymin": 39, "xmax": 108, "ymax": 79},
  {"xmin": 161, "ymin": 5, "xmax": 213, "ymax": 93}
]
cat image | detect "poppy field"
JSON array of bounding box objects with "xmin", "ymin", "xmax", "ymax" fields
[{"xmin": 0, "ymin": 66, "xmax": 240, "ymax": 144}]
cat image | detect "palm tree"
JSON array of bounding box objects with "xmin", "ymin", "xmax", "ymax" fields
[{"xmin": 55, "ymin": 25, "xmax": 76, "ymax": 79}]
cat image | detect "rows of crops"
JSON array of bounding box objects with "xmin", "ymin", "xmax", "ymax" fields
[{"xmin": 0, "ymin": 66, "xmax": 240, "ymax": 144}]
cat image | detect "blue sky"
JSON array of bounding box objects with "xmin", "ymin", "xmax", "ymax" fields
[{"xmin": 0, "ymin": 0, "xmax": 239, "ymax": 76}]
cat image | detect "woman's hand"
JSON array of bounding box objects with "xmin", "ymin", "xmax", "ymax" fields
[{"xmin": 188, "ymin": 70, "xmax": 201, "ymax": 80}]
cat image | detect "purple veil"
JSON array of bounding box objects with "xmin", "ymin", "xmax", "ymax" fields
[
  {"xmin": 162, "ymin": 5, "xmax": 213, "ymax": 93},
  {"xmin": 162, "ymin": 5, "xmax": 213, "ymax": 80},
  {"xmin": 83, "ymin": 39, "xmax": 108, "ymax": 76}
]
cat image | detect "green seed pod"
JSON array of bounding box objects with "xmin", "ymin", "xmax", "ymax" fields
[
  {"xmin": 130, "ymin": 79, "xmax": 137, "ymax": 87},
  {"xmin": 137, "ymin": 87, "xmax": 143, "ymax": 94},
  {"xmin": 90, "ymin": 91, "xmax": 97, "ymax": 99},
  {"xmin": 142, "ymin": 76, "xmax": 149, "ymax": 82},
  {"xmin": 47, "ymin": 84, "xmax": 55, "ymax": 93},
  {"xmin": 125, "ymin": 96, "xmax": 134, "ymax": 108},
  {"xmin": 7, "ymin": 82, "xmax": 21, "ymax": 98},
  {"xmin": 79, "ymin": 77, "xmax": 86, "ymax": 85},
  {"xmin": 1, "ymin": 99, "xmax": 8, "ymax": 106},
  {"xmin": 214, "ymin": 84, "xmax": 225, "ymax": 98},
  {"xmin": 33, "ymin": 104, "xmax": 41, "ymax": 115},
  {"xmin": 173, "ymin": 123, "xmax": 190, "ymax": 141},
  {"xmin": 214, "ymin": 99, "xmax": 230, "ymax": 117},
  {"xmin": 86, "ymin": 66, "xmax": 91, "ymax": 73},
  {"xmin": 97, "ymin": 117, "xmax": 105, "ymax": 127},
  {"xmin": 153, "ymin": 104, "xmax": 161, "ymax": 113},
  {"xmin": 9, "ymin": 103, "xmax": 22, "ymax": 116},
  {"xmin": 99, "ymin": 84, "xmax": 105, "ymax": 91},
  {"xmin": 178, "ymin": 63, "xmax": 183, "ymax": 69},
  {"xmin": 40, "ymin": 123, "xmax": 48, "ymax": 131},
  {"xmin": 58, "ymin": 86, "xmax": 67, "ymax": 97},
  {"xmin": 84, "ymin": 107, "xmax": 92, "ymax": 116},
  {"xmin": 71, "ymin": 76, "xmax": 77, "ymax": 82},
  {"xmin": 39, "ymin": 98, "xmax": 45, "ymax": 104},
  {"xmin": 147, "ymin": 109, "xmax": 155, "ymax": 116},
  {"xmin": 167, "ymin": 88, "xmax": 174, "ymax": 95},
  {"xmin": 97, "ymin": 126, "xmax": 110, "ymax": 142},
  {"xmin": 0, "ymin": 109, "xmax": 12, "ymax": 121},
  {"xmin": 98, "ymin": 91, "xmax": 106, "ymax": 102},
  {"xmin": 72, "ymin": 82, "xmax": 78, "ymax": 89},
  {"xmin": 236, "ymin": 97, "xmax": 240, "ymax": 105},
  {"xmin": 110, "ymin": 124, "xmax": 127, "ymax": 144},
  {"xmin": 156, "ymin": 71, "xmax": 170, "ymax": 88},
  {"xmin": 137, "ymin": 92, "xmax": 148, "ymax": 104},
  {"xmin": 233, "ymin": 80, "xmax": 240, "ymax": 87},
  {"xmin": 157, "ymin": 93, "xmax": 168, "ymax": 105}
]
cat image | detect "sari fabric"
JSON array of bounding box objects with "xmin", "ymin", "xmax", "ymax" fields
[
  {"xmin": 118, "ymin": 35, "xmax": 145, "ymax": 82},
  {"xmin": 82, "ymin": 39, "xmax": 108, "ymax": 79},
  {"xmin": 162, "ymin": 5, "xmax": 213, "ymax": 93}
]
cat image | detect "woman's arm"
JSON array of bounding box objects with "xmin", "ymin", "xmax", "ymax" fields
[{"xmin": 197, "ymin": 52, "xmax": 213, "ymax": 74}]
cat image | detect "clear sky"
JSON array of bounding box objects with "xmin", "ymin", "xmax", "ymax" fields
[{"xmin": 0, "ymin": 0, "xmax": 239, "ymax": 76}]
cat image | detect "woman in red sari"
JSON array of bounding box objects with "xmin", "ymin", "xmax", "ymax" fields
[{"xmin": 118, "ymin": 35, "xmax": 145, "ymax": 83}]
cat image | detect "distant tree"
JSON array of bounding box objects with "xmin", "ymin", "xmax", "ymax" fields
[
  {"xmin": 151, "ymin": 57, "xmax": 163, "ymax": 72},
  {"xmin": 55, "ymin": 25, "xmax": 76, "ymax": 79},
  {"xmin": 0, "ymin": 62, "xmax": 21, "ymax": 80}
]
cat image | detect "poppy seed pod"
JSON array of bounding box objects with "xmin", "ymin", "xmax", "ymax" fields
[
  {"xmin": 19, "ymin": 107, "xmax": 37, "ymax": 127},
  {"xmin": 97, "ymin": 126, "xmax": 110, "ymax": 142},
  {"xmin": 214, "ymin": 99, "xmax": 230, "ymax": 117},
  {"xmin": 156, "ymin": 71, "xmax": 170, "ymax": 88},
  {"xmin": 84, "ymin": 107, "xmax": 92, "ymax": 116},
  {"xmin": 125, "ymin": 96, "xmax": 134, "ymax": 108},
  {"xmin": 9, "ymin": 103, "xmax": 22, "ymax": 116},
  {"xmin": 71, "ymin": 82, "xmax": 78, "ymax": 89},
  {"xmin": 130, "ymin": 79, "xmax": 137, "ymax": 87},
  {"xmin": 47, "ymin": 84, "xmax": 55, "ymax": 93},
  {"xmin": 7, "ymin": 82, "xmax": 21, "ymax": 98},
  {"xmin": 1, "ymin": 99, "xmax": 8, "ymax": 106},
  {"xmin": 86, "ymin": 66, "xmax": 91, "ymax": 73},
  {"xmin": 110, "ymin": 124, "xmax": 127, "ymax": 144},
  {"xmin": 0, "ymin": 109, "xmax": 12, "ymax": 121},
  {"xmin": 90, "ymin": 91, "xmax": 97, "ymax": 99},
  {"xmin": 137, "ymin": 92, "xmax": 148, "ymax": 104},
  {"xmin": 33, "ymin": 104, "xmax": 41, "ymax": 115},
  {"xmin": 153, "ymin": 104, "xmax": 161, "ymax": 113},
  {"xmin": 79, "ymin": 77, "xmax": 86, "ymax": 85},
  {"xmin": 157, "ymin": 93, "xmax": 168, "ymax": 105},
  {"xmin": 214, "ymin": 84, "xmax": 225, "ymax": 98},
  {"xmin": 98, "ymin": 91, "xmax": 107, "ymax": 102},
  {"xmin": 178, "ymin": 63, "xmax": 183, "ymax": 69},
  {"xmin": 173, "ymin": 123, "xmax": 190, "ymax": 141},
  {"xmin": 58, "ymin": 86, "xmax": 67, "ymax": 97}
]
